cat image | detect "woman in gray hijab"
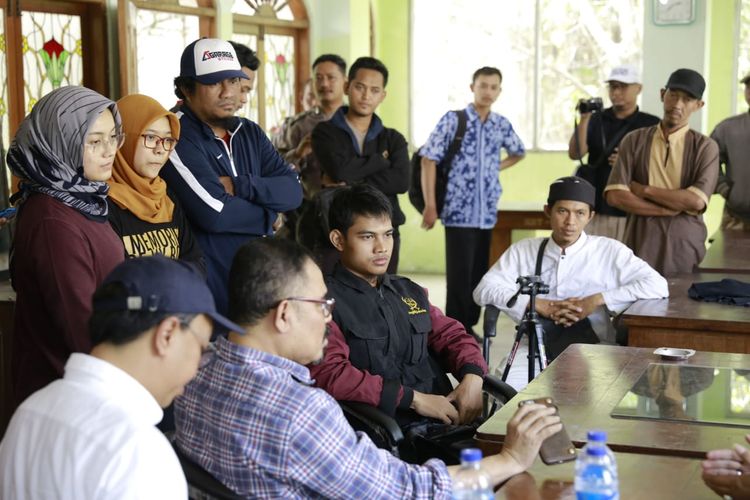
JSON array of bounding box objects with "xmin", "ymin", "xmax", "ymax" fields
[{"xmin": 7, "ymin": 86, "xmax": 126, "ymax": 405}]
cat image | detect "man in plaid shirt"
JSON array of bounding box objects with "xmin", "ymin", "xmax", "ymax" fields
[{"xmin": 174, "ymin": 238, "xmax": 560, "ymax": 498}]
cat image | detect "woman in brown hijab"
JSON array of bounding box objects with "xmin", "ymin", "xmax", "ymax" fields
[{"xmin": 107, "ymin": 94, "xmax": 204, "ymax": 272}]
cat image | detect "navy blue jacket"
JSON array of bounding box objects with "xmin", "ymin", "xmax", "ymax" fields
[{"xmin": 161, "ymin": 105, "xmax": 302, "ymax": 313}]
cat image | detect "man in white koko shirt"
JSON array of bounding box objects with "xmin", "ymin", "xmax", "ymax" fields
[{"xmin": 473, "ymin": 176, "xmax": 668, "ymax": 390}]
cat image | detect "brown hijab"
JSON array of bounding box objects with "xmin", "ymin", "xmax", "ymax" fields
[{"xmin": 108, "ymin": 94, "xmax": 180, "ymax": 223}]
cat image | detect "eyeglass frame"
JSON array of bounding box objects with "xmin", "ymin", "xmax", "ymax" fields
[
  {"xmin": 84, "ymin": 132, "xmax": 126, "ymax": 154},
  {"xmin": 141, "ymin": 133, "xmax": 179, "ymax": 152},
  {"xmin": 284, "ymin": 296, "xmax": 336, "ymax": 318},
  {"xmin": 180, "ymin": 319, "xmax": 216, "ymax": 369}
]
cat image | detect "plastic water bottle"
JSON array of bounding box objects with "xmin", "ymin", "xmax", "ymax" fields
[
  {"xmin": 452, "ymin": 448, "xmax": 493, "ymax": 500},
  {"xmin": 575, "ymin": 445, "xmax": 619, "ymax": 500},
  {"xmin": 581, "ymin": 430, "xmax": 617, "ymax": 480}
]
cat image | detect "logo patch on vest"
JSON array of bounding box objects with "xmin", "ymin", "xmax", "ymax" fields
[{"xmin": 401, "ymin": 296, "xmax": 427, "ymax": 315}]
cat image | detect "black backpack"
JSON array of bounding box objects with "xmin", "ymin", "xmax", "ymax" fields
[{"xmin": 408, "ymin": 110, "xmax": 468, "ymax": 215}]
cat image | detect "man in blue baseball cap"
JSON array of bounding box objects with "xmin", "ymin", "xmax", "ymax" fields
[
  {"xmin": 161, "ymin": 38, "xmax": 302, "ymax": 315},
  {"xmin": 0, "ymin": 255, "xmax": 245, "ymax": 499}
]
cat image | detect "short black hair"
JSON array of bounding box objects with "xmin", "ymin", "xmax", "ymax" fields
[
  {"xmin": 89, "ymin": 282, "xmax": 195, "ymax": 346},
  {"xmin": 229, "ymin": 41, "xmax": 260, "ymax": 71},
  {"xmin": 173, "ymin": 76, "xmax": 196, "ymax": 100},
  {"xmin": 348, "ymin": 57, "xmax": 388, "ymax": 87},
  {"xmin": 328, "ymin": 184, "xmax": 393, "ymax": 236},
  {"xmin": 472, "ymin": 66, "xmax": 503, "ymax": 83},
  {"xmin": 228, "ymin": 238, "xmax": 314, "ymax": 326},
  {"xmin": 313, "ymin": 54, "xmax": 347, "ymax": 75}
]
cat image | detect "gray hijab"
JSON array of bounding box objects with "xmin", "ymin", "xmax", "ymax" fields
[{"xmin": 7, "ymin": 86, "xmax": 121, "ymax": 220}]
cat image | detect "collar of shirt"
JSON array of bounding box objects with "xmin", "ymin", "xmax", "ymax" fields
[
  {"xmin": 64, "ymin": 353, "xmax": 163, "ymax": 426},
  {"xmin": 215, "ymin": 336, "xmax": 313, "ymax": 386},
  {"xmin": 331, "ymin": 263, "xmax": 393, "ymax": 294},
  {"xmin": 655, "ymin": 122, "xmax": 690, "ymax": 143},
  {"xmin": 466, "ymin": 103, "xmax": 500, "ymax": 126},
  {"xmin": 547, "ymin": 231, "xmax": 589, "ymax": 258}
]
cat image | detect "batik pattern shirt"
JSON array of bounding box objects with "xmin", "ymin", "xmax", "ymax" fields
[{"xmin": 420, "ymin": 104, "xmax": 525, "ymax": 229}]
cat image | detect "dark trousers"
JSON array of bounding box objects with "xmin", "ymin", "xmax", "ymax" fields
[{"xmin": 445, "ymin": 227, "xmax": 492, "ymax": 333}]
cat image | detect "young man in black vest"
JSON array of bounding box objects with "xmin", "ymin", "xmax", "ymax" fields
[{"xmin": 309, "ymin": 184, "xmax": 487, "ymax": 463}]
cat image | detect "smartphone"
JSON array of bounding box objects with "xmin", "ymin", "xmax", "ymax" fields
[
  {"xmin": 519, "ymin": 397, "xmax": 577, "ymax": 465},
  {"xmin": 0, "ymin": 207, "xmax": 17, "ymax": 220}
]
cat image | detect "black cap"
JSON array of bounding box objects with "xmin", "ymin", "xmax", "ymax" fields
[
  {"xmin": 547, "ymin": 176, "xmax": 595, "ymax": 207},
  {"xmin": 665, "ymin": 68, "xmax": 705, "ymax": 99},
  {"xmin": 93, "ymin": 255, "xmax": 245, "ymax": 334}
]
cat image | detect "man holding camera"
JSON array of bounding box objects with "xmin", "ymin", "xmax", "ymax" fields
[
  {"xmin": 605, "ymin": 68, "xmax": 719, "ymax": 276},
  {"xmin": 568, "ymin": 65, "xmax": 660, "ymax": 241},
  {"xmin": 474, "ymin": 176, "xmax": 668, "ymax": 390}
]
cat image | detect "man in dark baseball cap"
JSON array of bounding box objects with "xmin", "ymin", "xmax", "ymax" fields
[
  {"xmin": 605, "ymin": 67, "xmax": 719, "ymax": 276},
  {"xmin": 664, "ymin": 68, "xmax": 706, "ymax": 99},
  {"xmin": 0, "ymin": 255, "xmax": 245, "ymax": 498}
]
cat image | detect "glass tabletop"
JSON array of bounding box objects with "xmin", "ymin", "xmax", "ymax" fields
[{"xmin": 611, "ymin": 363, "xmax": 750, "ymax": 428}]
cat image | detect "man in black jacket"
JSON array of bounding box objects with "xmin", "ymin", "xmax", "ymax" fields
[{"xmin": 311, "ymin": 57, "xmax": 409, "ymax": 274}]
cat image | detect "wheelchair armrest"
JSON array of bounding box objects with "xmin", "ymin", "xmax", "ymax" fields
[
  {"xmin": 339, "ymin": 401, "xmax": 404, "ymax": 451},
  {"xmin": 483, "ymin": 305, "xmax": 501, "ymax": 339},
  {"xmin": 482, "ymin": 374, "xmax": 518, "ymax": 405}
]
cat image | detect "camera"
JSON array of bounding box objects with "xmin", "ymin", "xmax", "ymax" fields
[
  {"xmin": 516, "ymin": 275, "xmax": 550, "ymax": 296},
  {"xmin": 577, "ymin": 97, "xmax": 603, "ymax": 114}
]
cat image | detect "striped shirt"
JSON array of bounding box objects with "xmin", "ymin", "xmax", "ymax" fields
[{"xmin": 174, "ymin": 337, "xmax": 453, "ymax": 499}]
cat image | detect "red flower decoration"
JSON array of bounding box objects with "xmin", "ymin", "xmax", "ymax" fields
[
  {"xmin": 42, "ymin": 38, "xmax": 65, "ymax": 58},
  {"xmin": 275, "ymin": 54, "xmax": 286, "ymax": 64}
]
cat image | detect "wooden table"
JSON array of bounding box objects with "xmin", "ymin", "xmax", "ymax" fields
[
  {"xmin": 622, "ymin": 273, "xmax": 750, "ymax": 354},
  {"xmin": 496, "ymin": 452, "xmax": 710, "ymax": 499},
  {"xmin": 697, "ymin": 229, "xmax": 750, "ymax": 274},
  {"xmin": 490, "ymin": 202, "xmax": 547, "ymax": 265},
  {"xmin": 476, "ymin": 344, "xmax": 750, "ymax": 459}
]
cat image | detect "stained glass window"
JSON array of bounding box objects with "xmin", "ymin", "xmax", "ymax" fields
[
  {"xmin": 231, "ymin": 33, "xmax": 260, "ymax": 123},
  {"xmin": 232, "ymin": 0, "xmax": 294, "ymax": 20},
  {"xmin": 264, "ymin": 34, "xmax": 295, "ymax": 135},
  {"xmin": 0, "ymin": 7, "xmax": 8, "ymax": 156},
  {"xmin": 20, "ymin": 11, "xmax": 83, "ymax": 114}
]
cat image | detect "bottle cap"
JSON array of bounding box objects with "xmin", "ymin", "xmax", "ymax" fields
[
  {"xmin": 586, "ymin": 446, "xmax": 607, "ymax": 457},
  {"xmin": 587, "ymin": 430, "xmax": 607, "ymax": 442},
  {"xmin": 460, "ymin": 448, "xmax": 483, "ymax": 463}
]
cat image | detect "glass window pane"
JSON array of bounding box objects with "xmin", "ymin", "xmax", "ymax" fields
[
  {"xmin": 737, "ymin": 0, "xmax": 750, "ymax": 113},
  {"xmin": 264, "ymin": 34, "xmax": 295, "ymax": 134},
  {"xmin": 410, "ymin": 0, "xmax": 534, "ymax": 148},
  {"xmin": 231, "ymin": 33, "xmax": 259, "ymax": 123},
  {"xmin": 21, "ymin": 11, "xmax": 83, "ymax": 113},
  {"xmin": 134, "ymin": 8, "xmax": 200, "ymax": 110},
  {"xmin": 538, "ymin": 0, "xmax": 644, "ymax": 149},
  {"xmin": 411, "ymin": 0, "xmax": 643, "ymax": 151}
]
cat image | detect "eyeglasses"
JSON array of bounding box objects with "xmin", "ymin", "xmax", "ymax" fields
[
  {"xmin": 84, "ymin": 133, "xmax": 126, "ymax": 154},
  {"xmin": 182, "ymin": 322, "xmax": 216, "ymax": 369},
  {"xmin": 141, "ymin": 134, "xmax": 178, "ymax": 152},
  {"xmin": 285, "ymin": 297, "xmax": 336, "ymax": 318}
]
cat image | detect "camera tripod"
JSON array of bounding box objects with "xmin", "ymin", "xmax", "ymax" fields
[{"xmin": 499, "ymin": 275, "xmax": 550, "ymax": 384}]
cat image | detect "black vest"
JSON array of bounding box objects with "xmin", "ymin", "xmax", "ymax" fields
[{"xmin": 326, "ymin": 266, "xmax": 452, "ymax": 400}]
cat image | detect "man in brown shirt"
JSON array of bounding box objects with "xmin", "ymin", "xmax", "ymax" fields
[{"xmin": 605, "ymin": 68, "xmax": 719, "ymax": 275}]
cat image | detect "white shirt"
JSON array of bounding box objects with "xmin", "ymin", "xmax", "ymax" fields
[
  {"xmin": 473, "ymin": 233, "xmax": 668, "ymax": 389},
  {"xmin": 0, "ymin": 353, "xmax": 187, "ymax": 500}
]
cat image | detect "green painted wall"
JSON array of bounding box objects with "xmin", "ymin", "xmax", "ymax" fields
[{"xmin": 305, "ymin": 0, "xmax": 740, "ymax": 274}]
